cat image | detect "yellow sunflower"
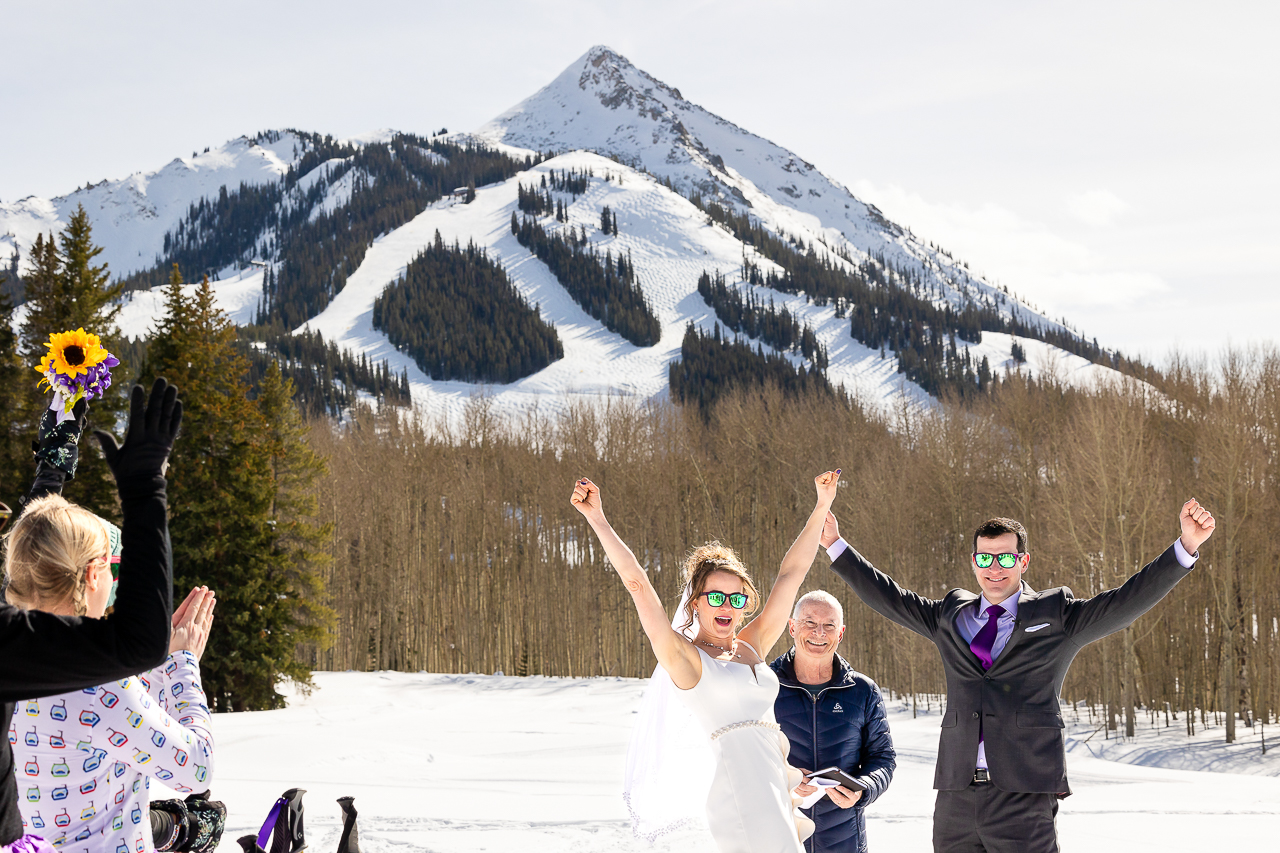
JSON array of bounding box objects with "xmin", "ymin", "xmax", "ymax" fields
[{"xmin": 37, "ymin": 328, "xmax": 111, "ymax": 380}]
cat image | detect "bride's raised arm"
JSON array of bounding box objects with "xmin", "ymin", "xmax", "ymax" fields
[
  {"xmin": 571, "ymin": 478, "xmax": 702, "ymax": 689},
  {"xmin": 738, "ymin": 469, "xmax": 841, "ymax": 655}
]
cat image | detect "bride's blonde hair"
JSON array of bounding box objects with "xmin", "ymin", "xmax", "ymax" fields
[
  {"xmin": 677, "ymin": 541, "xmax": 760, "ymax": 632},
  {"xmin": 3, "ymin": 494, "xmax": 109, "ymax": 616}
]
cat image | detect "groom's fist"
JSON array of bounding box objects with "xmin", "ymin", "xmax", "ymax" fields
[
  {"xmin": 1179, "ymin": 498, "xmax": 1215, "ymax": 555},
  {"xmin": 821, "ymin": 511, "xmax": 841, "ymax": 549}
]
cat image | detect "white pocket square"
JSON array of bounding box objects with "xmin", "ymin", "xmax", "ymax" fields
[{"xmin": 1024, "ymin": 622, "xmax": 1051, "ymax": 633}]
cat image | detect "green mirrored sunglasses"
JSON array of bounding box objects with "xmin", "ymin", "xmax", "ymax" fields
[
  {"xmin": 702, "ymin": 590, "xmax": 748, "ymax": 609},
  {"xmin": 973, "ymin": 552, "xmax": 1022, "ymax": 569}
]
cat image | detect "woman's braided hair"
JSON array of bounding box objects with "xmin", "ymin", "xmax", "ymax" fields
[{"xmin": 3, "ymin": 494, "xmax": 108, "ymax": 616}]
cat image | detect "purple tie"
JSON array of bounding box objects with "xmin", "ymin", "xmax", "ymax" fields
[
  {"xmin": 970, "ymin": 603, "xmax": 1005, "ymax": 748},
  {"xmin": 969, "ymin": 603, "xmax": 1005, "ymax": 671}
]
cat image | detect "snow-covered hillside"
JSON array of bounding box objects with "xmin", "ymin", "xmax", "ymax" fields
[
  {"xmin": 0, "ymin": 134, "xmax": 302, "ymax": 278},
  {"xmin": 176, "ymin": 672, "xmax": 1280, "ymax": 853},
  {"xmin": 4, "ymin": 46, "xmax": 1126, "ymax": 422},
  {"xmin": 298, "ymin": 149, "xmax": 1115, "ymax": 423},
  {"xmin": 476, "ymin": 46, "xmax": 1058, "ymax": 335}
]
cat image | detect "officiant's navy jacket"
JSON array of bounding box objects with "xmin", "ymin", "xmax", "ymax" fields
[{"xmin": 771, "ymin": 649, "xmax": 896, "ymax": 853}]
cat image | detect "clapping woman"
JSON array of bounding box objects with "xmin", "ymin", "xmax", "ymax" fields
[{"xmin": 571, "ymin": 469, "xmax": 841, "ymax": 853}]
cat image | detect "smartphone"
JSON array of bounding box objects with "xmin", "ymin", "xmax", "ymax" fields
[{"xmin": 805, "ymin": 767, "xmax": 865, "ymax": 790}]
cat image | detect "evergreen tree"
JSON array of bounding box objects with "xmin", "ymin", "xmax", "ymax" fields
[
  {"xmin": 255, "ymin": 359, "xmax": 335, "ymax": 672},
  {"xmin": 144, "ymin": 270, "xmax": 323, "ymax": 710},
  {"xmin": 0, "ymin": 282, "xmax": 27, "ymax": 505},
  {"xmin": 59, "ymin": 205, "xmax": 123, "ymax": 330},
  {"xmin": 18, "ymin": 213, "xmax": 127, "ymax": 518}
]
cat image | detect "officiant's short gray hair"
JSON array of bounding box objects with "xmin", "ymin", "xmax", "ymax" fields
[{"xmin": 792, "ymin": 590, "xmax": 844, "ymax": 627}]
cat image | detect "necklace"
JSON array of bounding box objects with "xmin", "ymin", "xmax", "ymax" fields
[{"xmin": 697, "ymin": 639, "xmax": 743, "ymax": 660}]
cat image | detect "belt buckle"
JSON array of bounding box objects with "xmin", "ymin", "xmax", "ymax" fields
[{"xmin": 973, "ymin": 769, "xmax": 990, "ymax": 784}]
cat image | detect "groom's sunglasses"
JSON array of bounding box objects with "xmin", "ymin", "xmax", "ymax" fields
[
  {"xmin": 702, "ymin": 591, "xmax": 748, "ymax": 609},
  {"xmin": 973, "ymin": 552, "xmax": 1023, "ymax": 569}
]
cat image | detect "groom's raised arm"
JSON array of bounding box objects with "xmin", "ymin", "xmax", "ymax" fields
[
  {"xmin": 823, "ymin": 512, "xmax": 942, "ymax": 640},
  {"xmin": 1063, "ymin": 498, "xmax": 1213, "ymax": 646}
]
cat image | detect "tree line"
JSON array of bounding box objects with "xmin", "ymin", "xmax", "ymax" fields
[
  {"xmin": 669, "ymin": 323, "xmax": 832, "ymax": 414},
  {"xmin": 697, "ymin": 269, "xmax": 828, "ymax": 371},
  {"xmin": 372, "ymin": 232, "xmax": 563, "ymax": 384},
  {"xmin": 300, "ymin": 353, "xmax": 1280, "ymax": 744},
  {"xmin": 511, "ymin": 213, "xmax": 660, "ymax": 347},
  {"xmin": 243, "ymin": 326, "xmax": 411, "ymax": 418},
  {"xmin": 687, "ymin": 191, "xmax": 1149, "ymax": 398}
]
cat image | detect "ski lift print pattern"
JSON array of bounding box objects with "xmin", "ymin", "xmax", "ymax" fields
[{"xmin": 10, "ymin": 650, "xmax": 214, "ymax": 853}]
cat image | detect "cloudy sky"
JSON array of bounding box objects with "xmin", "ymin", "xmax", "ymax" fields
[{"xmin": 5, "ymin": 0, "xmax": 1276, "ymax": 361}]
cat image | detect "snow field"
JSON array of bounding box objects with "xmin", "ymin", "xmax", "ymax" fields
[
  {"xmin": 0, "ymin": 134, "xmax": 304, "ymax": 279},
  {"xmin": 164, "ymin": 671, "xmax": 1279, "ymax": 853}
]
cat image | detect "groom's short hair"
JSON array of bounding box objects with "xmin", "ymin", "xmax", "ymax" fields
[{"xmin": 973, "ymin": 518, "xmax": 1028, "ymax": 553}]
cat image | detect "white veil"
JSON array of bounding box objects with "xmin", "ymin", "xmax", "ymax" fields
[{"xmin": 622, "ymin": 583, "xmax": 715, "ymax": 843}]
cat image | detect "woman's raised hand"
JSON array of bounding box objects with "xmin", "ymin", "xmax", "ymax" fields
[
  {"xmin": 169, "ymin": 586, "xmax": 216, "ymax": 660},
  {"xmin": 571, "ymin": 478, "xmax": 604, "ymax": 521},
  {"xmin": 815, "ymin": 469, "xmax": 842, "ymax": 506}
]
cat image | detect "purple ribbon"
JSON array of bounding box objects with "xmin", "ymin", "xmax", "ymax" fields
[{"xmin": 256, "ymin": 797, "xmax": 288, "ymax": 851}]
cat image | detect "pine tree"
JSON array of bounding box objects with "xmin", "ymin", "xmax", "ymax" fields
[
  {"xmin": 144, "ymin": 271, "xmax": 317, "ymax": 710},
  {"xmin": 255, "ymin": 360, "xmax": 335, "ymax": 675},
  {"xmin": 18, "ymin": 214, "xmax": 127, "ymax": 518},
  {"xmin": 0, "ymin": 282, "xmax": 27, "ymax": 505}
]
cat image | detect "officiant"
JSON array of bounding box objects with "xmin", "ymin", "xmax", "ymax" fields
[{"xmin": 771, "ymin": 591, "xmax": 896, "ymax": 852}]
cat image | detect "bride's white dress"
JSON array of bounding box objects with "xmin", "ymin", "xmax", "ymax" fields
[{"xmin": 678, "ymin": 642, "xmax": 815, "ymax": 853}]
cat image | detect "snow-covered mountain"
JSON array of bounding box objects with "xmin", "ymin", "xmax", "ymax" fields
[
  {"xmin": 475, "ymin": 46, "xmax": 1048, "ymax": 332},
  {"xmin": 1, "ymin": 134, "xmax": 304, "ymax": 278},
  {"xmin": 3, "ymin": 47, "xmax": 1122, "ymax": 422}
]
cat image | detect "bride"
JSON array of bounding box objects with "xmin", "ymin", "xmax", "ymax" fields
[{"xmin": 570, "ymin": 469, "xmax": 841, "ymax": 852}]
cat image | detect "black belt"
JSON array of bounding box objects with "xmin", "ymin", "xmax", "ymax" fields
[{"xmin": 972, "ymin": 769, "xmax": 991, "ymax": 784}]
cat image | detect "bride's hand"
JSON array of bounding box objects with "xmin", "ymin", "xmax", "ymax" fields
[
  {"xmin": 814, "ymin": 469, "xmax": 841, "ymax": 506},
  {"xmin": 571, "ymin": 478, "xmax": 604, "ymax": 521},
  {"xmin": 793, "ymin": 767, "xmax": 818, "ymax": 797}
]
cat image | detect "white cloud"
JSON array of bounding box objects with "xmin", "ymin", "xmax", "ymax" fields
[
  {"xmin": 1066, "ymin": 189, "xmax": 1130, "ymax": 227},
  {"xmin": 851, "ymin": 179, "xmax": 1167, "ymax": 313}
]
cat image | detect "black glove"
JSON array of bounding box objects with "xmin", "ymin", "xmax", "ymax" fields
[
  {"xmin": 93, "ymin": 377, "xmax": 183, "ymax": 493},
  {"xmin": 32, "ymin": 397, "xmax": 88, "ymax": 479}
]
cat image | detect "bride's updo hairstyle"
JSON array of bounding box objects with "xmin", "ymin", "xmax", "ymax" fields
[
  {"xmin": 3, "ymin": 494, "xmax": 109, "ymax": 616},
  {"xmin": 678, "ymin": 541, "xmax": 761, "ymax": 632}
]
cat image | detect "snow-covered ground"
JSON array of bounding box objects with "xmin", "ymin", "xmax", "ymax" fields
[{"xmin": 171, "ymin": 672, "xmax": 1280, "ymax": 853}]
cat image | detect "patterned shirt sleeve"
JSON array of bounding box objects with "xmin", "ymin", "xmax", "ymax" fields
[{"xmin": 90, "ymin": 652, "xmax": 214, "ymax": 793}]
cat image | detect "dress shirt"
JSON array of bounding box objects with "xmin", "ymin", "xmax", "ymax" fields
[
  {"xmin": 955, "ymin": 591, "xmax": 1019, "ymax": 770},
  {"xmin": 824, "ymin": 537, "xmax": 1199, "ymax": 770}
]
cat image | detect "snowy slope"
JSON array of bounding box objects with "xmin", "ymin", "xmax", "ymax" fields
[
  {"xmin": 5, "ymin": 46, "xmax": 1125, "ymax": 421},
  {"xmin": 0, "ymin": 134, "xmax": 304, "ymax": 278},
  {"xmin": 173, "ymin": 672, "xmax": 1280, "ymax": 853},
  {"xmin": 298, "ymin": 149, "xmax": 1114, "ymax": 423},
  {"xmin": 475, "ymin": 46, "xmax": 1060, "ymax": 335}
]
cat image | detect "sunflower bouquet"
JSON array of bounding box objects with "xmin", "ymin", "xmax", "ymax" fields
[{"xmin": 35, "ymin": 328, "xmax": 120, "ymax": 420}]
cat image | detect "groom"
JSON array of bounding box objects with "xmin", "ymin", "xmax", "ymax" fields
[{"xmin": 821, "ymin": 499, "xmax": 1216, "ymax": 853}]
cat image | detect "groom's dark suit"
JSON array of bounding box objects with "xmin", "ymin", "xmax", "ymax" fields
[{"xmin": 828, "ymin": 541, "xmax": 1194, "ymax": 850}]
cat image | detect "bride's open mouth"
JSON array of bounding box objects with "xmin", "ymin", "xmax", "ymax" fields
[{"xmin": 715, "ymin": 615, "xmax": 733, "ymax": 627}]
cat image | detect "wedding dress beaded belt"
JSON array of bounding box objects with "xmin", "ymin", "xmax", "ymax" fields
[{"xmin": 710, "ymin": 720, "xmax": 782, "ymax": 740}]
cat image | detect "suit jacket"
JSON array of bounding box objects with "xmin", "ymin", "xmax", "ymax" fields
[{"xmin": 829, "ymin": 542, "xmax": 1192, "ymax": 794}]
